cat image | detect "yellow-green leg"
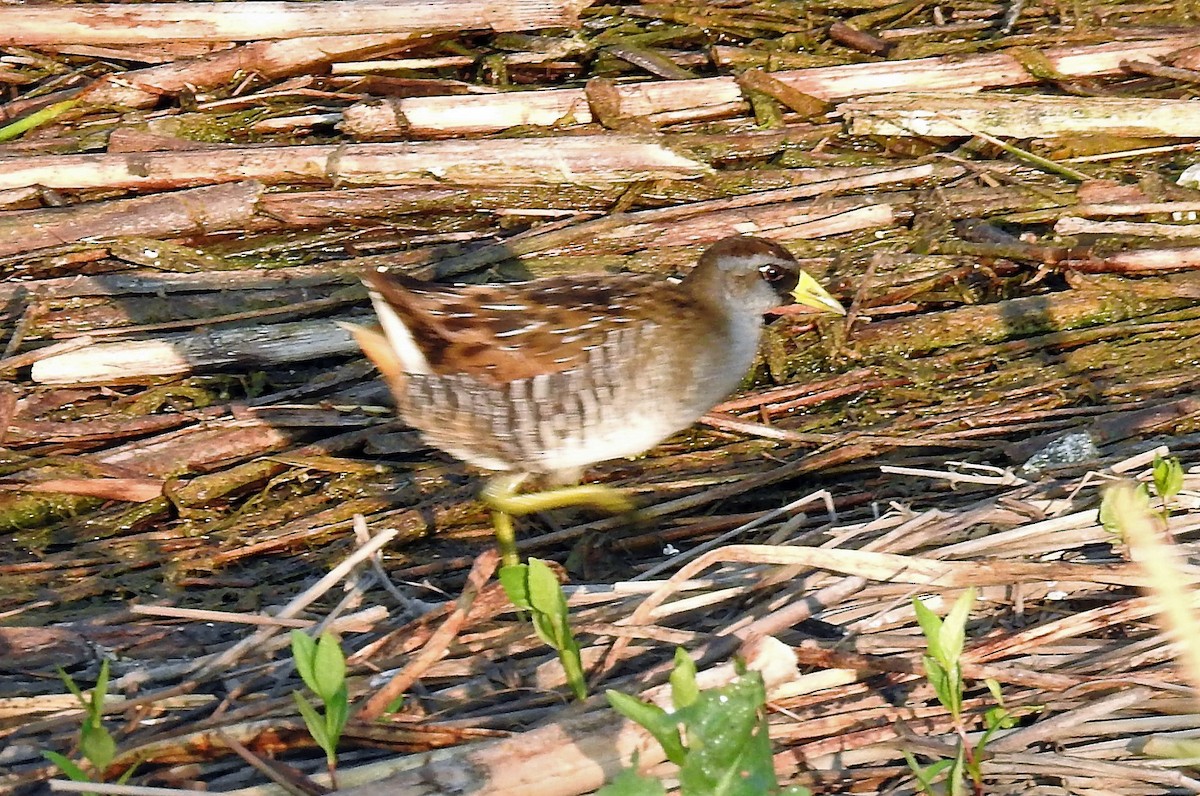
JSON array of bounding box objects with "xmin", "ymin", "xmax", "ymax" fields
[{"xmin": 481, "ymin": 473, "xmax": 634, "ymax": 569}]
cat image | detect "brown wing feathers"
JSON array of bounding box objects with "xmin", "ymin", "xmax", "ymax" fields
[{"xmin": 361, "ymin": 270, "xmax": 674, "ymax": 384}]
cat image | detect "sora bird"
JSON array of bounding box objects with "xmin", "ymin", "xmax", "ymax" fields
[{"xmin": 346, "ymin": 235, "xmax": 845, "ymax": 568}]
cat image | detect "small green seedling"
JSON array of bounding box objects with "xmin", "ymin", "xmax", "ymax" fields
[
  {"xmin": 499, "ymin": 558, "xmax": 587, "ymax": 700},
  {"xmin": 290, "ymin": 630, "xmax": 350, "ymax": 788},
  {"xmin": 43, "ymin": 660, "xmax": 137, "ymax": 792},
  {"xmin": 981, "ymin": 678, "xmax": 1020, "ymax": 745},
  {"xmin": 908, "ymin": 588, "xmax": 1031, "ymax": 795},
  {"xmin": 601, "ymin": 648, "xmax": 811, "ymax": 796},
  {"xmin": 1100, "ymin": 481, "xmax": 1150, "ymax": 536},
  {"xmin": 909, "ymin": 587, "xmax": 977, "ymax": 795},
  {"xmin": 1100, "ymin": 455, "xmax": 1185, "ymax": 537},
  {"xmin": 914, "ymin": 588, "xmax": 974, "ymax": 725},
  {"xmin": 1153, "ymin": 455, "xmax": 1185, "ymax": 509}
]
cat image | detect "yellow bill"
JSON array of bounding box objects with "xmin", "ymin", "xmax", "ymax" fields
[{"xmin": 791, "ymin": 270, "xmax": 846, "ymax": 315}]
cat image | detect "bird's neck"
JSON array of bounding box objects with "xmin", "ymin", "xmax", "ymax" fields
[{"xmin": 679, "ymin": 263, "xmax": 735, "ymax": 323}]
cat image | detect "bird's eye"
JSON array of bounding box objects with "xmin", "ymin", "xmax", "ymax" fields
[{"xmin": 759, "ymin": 263, "xmax": 786, "ymax": 283}]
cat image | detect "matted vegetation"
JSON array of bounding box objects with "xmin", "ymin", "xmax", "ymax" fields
[{"xmin": 4, "ymin": 1, "xmax": 1200, "ymax": 793}]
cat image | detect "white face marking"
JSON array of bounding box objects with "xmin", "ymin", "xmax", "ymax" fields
[
  {"xmin": 716, "ymin": 253, "xmax": 787, "ymax": 273},
  {"xmin": 494, "ymin": 322, "xmax": 544, "ymax": 338},
  {"xmin": 479, "ymin": 303, "xmax": 528, "ymax": 311}
]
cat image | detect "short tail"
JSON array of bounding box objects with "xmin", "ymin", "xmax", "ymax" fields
[{"xmin": 336, "ymin": 320, "xmax": 408, "ymax": 396}]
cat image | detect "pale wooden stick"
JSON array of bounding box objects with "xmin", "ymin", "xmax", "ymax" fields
[
  {"xmin": 1093, "ymin": 246, "xmax": 1200, "ymax": 273},
  {"xmin": 130, "ymin": 604, "xmax": 388, "ymax": 632},
  {"xmin": 0, "ymin": 0, "xmax": 595, "ymax": 46},
  {"xmin": 0, "ymin": 476, "xmax": 164, "ymax": 502},
  {"xmin": 49, "ymin": 782, "xmax": 212, "ymax": 796},
  {"xmin": 343, "ymin": 35, "xmax": 1195, "ymax": 137},
  {"xmin": 1056, "ymin": 217, "xmax": 1200, "ymax": 238},
  {"xmin": 0, "ymin": 265, "xmax": 354, "ymax": 303},
  {"xmin": 0, "ymin": 181, "xmax": 264, "ymax": 257},
  {"xmin": 29, "ymin": 317, "xmax": 363, "ymax": 385},
  {"xmin": 0, "ymin": 335, "xmax": 93, "ymax": 374},
  {"xmin": 842, "ymin": 93, "xmax": 1200, "ymax": 139},
  {"xmin": 0, "ymin": 137, "xmax": 707, "ymax": 192},
  {"xmin": 78, "ymin": 33, "xmax": 427, "ymax": 109}
]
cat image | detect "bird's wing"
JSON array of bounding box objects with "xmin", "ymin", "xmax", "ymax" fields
[{"xmin": 363, "ymin": 270, "xmax": 687, "ymax": 383}]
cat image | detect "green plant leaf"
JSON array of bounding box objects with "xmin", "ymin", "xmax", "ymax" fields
[
  {"xmin": 921, "ymin": 655, "xmax": 950, "ymax": 706},
  {"xmin": 982, "ymin": 706, "xmax": 1015, "ymax": 736},
  {"xmin": 597, "ymin": 766, "xmax": 668, "ymax": 796},
  {"xmin": 607, "ymin": 657, "xmax": 791, "ymax": 795},
  {"xmin": 502, "ymin": 559, "xmax": 588, "ymax": 699},
  {"xmin": 43, "ymin": 751, "xmax": 90, "ymax": 783},
  {"xmin": 115, "ymin": 762, "xmax": 141, "ymax": 785},
  {"xmin": 939, "ymin": 588, "xmax": 975, "ymax": 665},
  {"xmin": 290, "ymin": 630, "xmax": 320, "ymax": 695},
  {"xmin": 526, "ymin": 558, "xmax": 571, "ymax": 648},
  {"xmin": 669, "ymin": 648, "xmax": 699, "ymax": 710},
  {"xmin": 985, "ymin": 677, "xmax": 1004, "ymax": 706},
  {"xmin": 1100, "ymin": 482, "xmax": 1152, "ymax": 535},
  {"xmin": 674, "ymin": 671, "xmax": 776, "ymax": 796},
  {"xmin": 498, "ymin": 563, "xmax": 531, "ymax": 609},
  {"xmin": 46, "ymin": 662, "xmax": 118, "ymax": 788},
  {"xmin": 324, "ymin": 685, "xmax": 349, "ymax": 747},
  {"xmin": 1098, "ymin": 486, "xmax": 1118, "ymax": 533},
  {"xmin": 1154, "ymin": 455, "xmax": 1185, "ymax": 501},
  {"xmin": 607, "ymin": 690, "xmax": 686, "ymax": 766},
  {"xmin": 89, "ymin": 660, "xmax": 109, "ymax": 718},
  {"xmin": 79, "ymin": 722, "xmax": 116, "ymax": 772},
  {"xmin": 912, "ymin": 599, "xmax": 943, "ymax": 658},
  {"xmin": 57, "ymin": 667, "xmax": 86, "ymax": 703},
  {"xmin": 293, "ymin": 691, "xmax": 330, "ymax": 753},
  {"xmin": 903, "ymin": 751, "xmax": 953, "ymax": 793},
  {"xmin": 312, "ymin": 633, "xmax": 346, "ymax": 703}
]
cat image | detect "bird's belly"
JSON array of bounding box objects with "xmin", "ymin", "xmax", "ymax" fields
[
  {"xmin": 396, "ymin": 323, "xmax": 757, "ymax": 477},
  {"xmin": 399, "ymin": 369, "xmax": 711, "ymax": 476},
  {"xmin": 525, "ymin": 402, "xmax": 696, "ymax": 475}
]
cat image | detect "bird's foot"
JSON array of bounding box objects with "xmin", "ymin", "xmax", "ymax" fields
[
  {"xmin": 481, "ymin": 473, "xmax": 635, "ymax": 568},
  {"xmin": 482, "ymin": 474, "xmax": 634, "ymax": 516}
]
